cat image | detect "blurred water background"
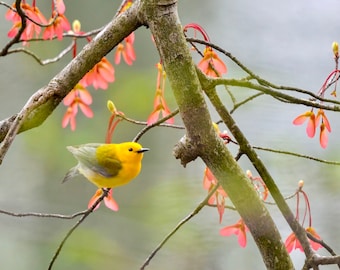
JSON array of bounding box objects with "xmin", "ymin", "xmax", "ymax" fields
[{"xmin": 1, "ymin": 0, "xmax": 340, "ymax": 269}]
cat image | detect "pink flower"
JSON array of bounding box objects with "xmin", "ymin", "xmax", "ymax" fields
[
  {"xmin": 81, "ymin": 58, "xmax": 115, "ymax": 90},
  {"xmin": 62, "ymin": 104, "xmax": 77, "ymax": 131},
  {"xmin": 55, "ymin": 0, "xmax": 66, "ymax": 14},
  {"xmin": 198, "ymin": 47, "xmax": 227, "ymax": 77},
  {"xmin": 115, "ymin": 33, "xmax": 136, "ymax": 65},
  {"xmin": 293, "ymin": 110, "xmax": 316, "ymax": 138},
  {"xmin": 43, "ymin": 11, "xmax": 70, "ymax": 40},
  {"xmin": 220, "ymin": 219, "xmax": 249, "ymax": 248},
  {"xmin": 285, "ymin": 227, "xmax": 322, "ymax": 253},
  {"xmin": 62, "ymin": 84, "xmax": 93, "ymax": 130},
  {"xmin": 88, "ymin": 189, "xmax": 119, "ymax": 211},
  {"xmin": 306, "ymin": 227, "xmax": 323, "ymax": 251},
  {"xmin": 203, "ymin": 167, "xmax": 227, "ymax": 223},
  {"xmin": 316, "ymin": 109, "xmax": 331, "ymax": 148}
]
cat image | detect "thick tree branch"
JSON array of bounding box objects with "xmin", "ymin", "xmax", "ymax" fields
[
  {"xmin": 0, "ymin": 1, "xmax": 142, "ymax": 163},
  {"xmin": 140, "ymin": 0, "xmax": 294, "ymax": 268}
]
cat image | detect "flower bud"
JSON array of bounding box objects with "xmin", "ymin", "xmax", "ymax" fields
[
  {"xmin": 107, "ymin": 100, "xmax": 116, "ymax": 113},
  {"xmin": 72, "ymin": 20, "xmax": 81, "ymax": 34},
  {"xmin": 332, "ymin": 41, "xmax": 339, "ymax": 57}
]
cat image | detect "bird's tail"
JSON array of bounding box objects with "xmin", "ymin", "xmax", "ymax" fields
[{"xmin": 61, "ymin": 166, "xmax": 79, "ymax": 183}]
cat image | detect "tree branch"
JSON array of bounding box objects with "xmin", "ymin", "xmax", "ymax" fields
[
  {"xmin": 0, "ymin": 1, "xmax": 142, "ymax": 163},
  {"xmin": 140, "ymin": 0, "xmax": 294, "ymax": 268},
  {"xmin": 203, "ymin": 84, "xmax": 314, "ymax": 259}
]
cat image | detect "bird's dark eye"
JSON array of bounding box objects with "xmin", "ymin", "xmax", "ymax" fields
[{"xmin": 128, "ymin": 148, "xmax": 133, "ymax": 152}]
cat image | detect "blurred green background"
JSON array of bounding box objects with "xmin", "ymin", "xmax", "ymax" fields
[{"xmin": 1, "ymin": 0, "xmax": 340, "ymax": 269}]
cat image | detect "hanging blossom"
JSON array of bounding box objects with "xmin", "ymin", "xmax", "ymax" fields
[
  {"xmin": 88, "ymin": 189, "xmax": 119, "ymax": 212},
  {"xmin": 183, "ymin": 23, "xmax": 227, "ymax": 77},
  {"xmin": 6, "ymin": 1, "xmax": 47, "ymax": 45},
  {"xmin": 203, "ymin": 166, "xmax": 228, "ymax": 223},
  {"xmin": 115, "ymin": 33, "xmax": 136, "ymax": 65},
  {"xmin": 293, "ymin": 42, "xmax": 339, "ymax": 148},
  {"xmin": 62, "ymin": 84, "xmax": 93, "ymax": 131},
  {"xmin": 198, "ymin": 46, "xmax": 227, "ymax": 77},
  {"xmin": 218, "ymin": 170, "xmax": 267, "ymax": 248},
  {"xmin": 114, "ymin": 0, "xmax": 136, "ymax": 65},
  {"xmin": 220, "ymin": 219, "xmax": 249, "ymax": 248},
  {"xmin": 43, "ymin": 0, "xmax": 70, "ymax": 40},
  {"xmin": 284, "ymin": 180, "xmax": 322, "ymax": 253},
  {"xmin": 293, "ymin": 108, "xmax": 331, "ymax": 148},
  {"xmin": 147, "ymin": 62, "xmax": 174, "ymax": 125},
  {"xmin": 80, "ymin": 57, "xmax": 115, "ymax": 90}
]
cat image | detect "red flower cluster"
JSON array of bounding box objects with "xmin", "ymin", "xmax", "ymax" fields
[
  {"xmin": 5, "ymin": 0, "xmax": 70, "ymax": 44},
  {"xmin": 293, "ymin": 109, "xmax": 331, "ymax": 148},
  {"xmin": 293, "ymin": 42, "xmax": 339, "ymax": 148}
]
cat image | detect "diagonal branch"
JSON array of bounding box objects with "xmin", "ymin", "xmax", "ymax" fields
[
  {"xmin": 203, "ymin": 84, "xmax": 314, "ymax": 258},
  {"xmin": 0, "ymin": 1, "xmax": 142, "ymax": 163},
  {"xmin": 140, "ymin": 0, "xmax": 294, "ymax": 268}
]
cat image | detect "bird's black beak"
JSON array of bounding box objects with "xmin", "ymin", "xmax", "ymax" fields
[{"xmin": 137, "ymin": 148, "xmax": 150, "ymax": 153}]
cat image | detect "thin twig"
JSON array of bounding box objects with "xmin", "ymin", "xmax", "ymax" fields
[
  {"xmin": 140, "ymin": 185, "xmax": 219, "ymax": 269},
  {"xmin": 307, "ymin": 232, "xmax": 338, "ymax": 258},
  {"xmin": 230, "ymin": 92, "xmax": 264, "ymax": 114},
  {"xmin": 0, "ymin": 209, "xmax": 87, "ymax": 219},
  {"xmin": 133, "ymin": 109, "xmax": 182, "ymax": 142},
  {"xmin": 48, "ymin": 188, "xmax": 110, "ymax": 270},
  {"xmin": 254, "ymin": 146, "xmax": 340, "ymax": 166}
]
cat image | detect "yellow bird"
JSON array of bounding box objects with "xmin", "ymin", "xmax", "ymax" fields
[{"xmin": 63, "ymin": 142, "xmax": 149, "ymax": 188}]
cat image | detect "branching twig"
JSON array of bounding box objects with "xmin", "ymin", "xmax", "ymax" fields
[
  {"xmin": 209, "ymin": 77, "xmax": 340, "ymax": 111},
  {"xmin": 140, "ymin": 184, "xmax": 219, "ymax": 269},
  {"xmin": 191, "ymin": 38, "xmax": 340, "ymax": 109}
]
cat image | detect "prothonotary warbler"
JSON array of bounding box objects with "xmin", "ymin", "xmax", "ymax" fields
[{"xmin": 62, "ymin": 142, "xmax": 149, "ymax": 188}]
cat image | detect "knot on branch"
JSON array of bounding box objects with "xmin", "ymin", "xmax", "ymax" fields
[{"xmin": 173, "ymin": 135, "xmax": 200, "ymax": 167}]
